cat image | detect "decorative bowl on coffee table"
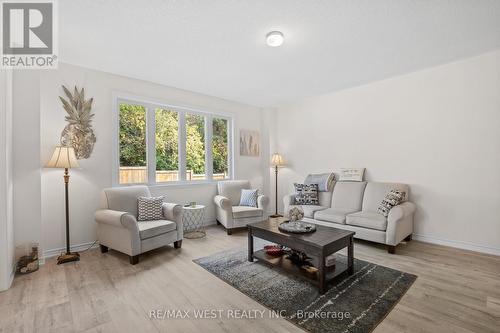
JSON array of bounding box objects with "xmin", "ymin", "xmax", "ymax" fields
[{"xmin": 278, "ymin": 220, "xmax": 316, "ymax": 233}]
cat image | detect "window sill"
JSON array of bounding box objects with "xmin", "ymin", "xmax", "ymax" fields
[{"xmin": 114, "ymin": 179, "xmax": 231, "ymax": 189}]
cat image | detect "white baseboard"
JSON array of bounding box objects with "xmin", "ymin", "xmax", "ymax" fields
[
  {"xmin": 42, "ymin": 221, "xmax": 219, "ymax": 262},
  {"xmin": 413, "ymin": 234, "xmax": 500, "ymax": 256},
  {"xmin": 42, "ymin": 241, "xmax": 100, "ymax": 262}
]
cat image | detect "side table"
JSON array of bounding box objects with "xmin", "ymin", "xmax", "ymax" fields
[{"xmin": 182, "ymin": 205, "xmax": 206, "ymax": 239}]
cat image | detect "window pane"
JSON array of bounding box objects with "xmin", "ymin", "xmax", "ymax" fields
[
  {"xmin": 186, "ymin": 114, "xmax": 205, "ymax": 180},
  {"xmin": 119, "ymin": 103, "xmax": 147, "ymax": 184},
  {"xmin": 155, "ymin": 108, "xmax": 179, "ymax": 182},
  {"xmin": 213, "ymin": 118, "xmax": 229, "ymax": 179}
]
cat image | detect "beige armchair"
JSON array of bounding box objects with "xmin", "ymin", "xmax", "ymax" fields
[
  {"xmin": 214, "ymin": 180, "xmax": 269, "ymax": 235},
  {"xmin": 95, "ymin": 186, "xmax": 183, "ymax": 264}
]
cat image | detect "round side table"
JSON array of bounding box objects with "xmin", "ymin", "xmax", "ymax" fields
[{"xmin": 182, "ymin": 205, "xmax": 206, "ymax": 239}]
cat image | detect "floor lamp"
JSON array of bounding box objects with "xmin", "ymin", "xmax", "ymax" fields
[
  {"xmin": 46, "ymin": 146, "xmax": 80, "ymax": 265},
  {"xmin": 270, "ymin": 153, "xmax": 285, "ymax": 218}
]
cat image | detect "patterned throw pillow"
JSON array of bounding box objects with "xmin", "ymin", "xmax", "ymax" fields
[
  {"xmin": 294, "ymin": 183, "xmax": 319, "ymax": 205},
  {"xmin": 239, "ymin": 189, "xmax": 259, "ymax": 207},
  {"xmin": 378, "ymin": 190, "xmax": 406, "ymax": 217},
  {"xmin": 137, "ymin": 196, "xmax": 164, "ymax": 221}
]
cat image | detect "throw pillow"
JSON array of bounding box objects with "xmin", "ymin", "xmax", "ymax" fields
[
  {"xmin": 137, "ymin": 196, "xmax": 164, "ymax": 221},
  {"xmin": 294, "ymin": 183, "xmax": 319, "ymax": 205},
  {"xmin": 239, "ymin": 189, "xmax": 259, "ymax": 207},
  {"xmin": 378, "ymin": 190, "xmax": 406, "ymax": 217}
]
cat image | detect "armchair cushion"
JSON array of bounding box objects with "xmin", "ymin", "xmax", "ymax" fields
[
  {"xmin": 138, "ymin": 220, "xmax": 176, "ymax": 239},
  {"xmin": 137, "ymin": 196, "xmax": 164, "ymax": 221},
  {"xmin": 232, "ymin": 206, "xmax": 263, "ymax": 219}
]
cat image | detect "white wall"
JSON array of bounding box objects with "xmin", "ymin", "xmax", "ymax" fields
[
  {"xmin": 273, "ymin": 50, "xmax": 500, "ymax": 255},
  {"xmin": 0, "ymin": 69, "xmax": 15, "ymax": 291},
  {"xmin": 12, "ymin": 71, "xmax": 42, "ymax": 251},
  {"xmin": 14, "ymin": 63, "xmax": 268, "ymax": 256}
]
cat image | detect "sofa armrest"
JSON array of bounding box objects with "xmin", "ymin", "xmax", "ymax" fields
[
  {"xmin": 214, "ymin": 195, "xmax": 231, "ymax": 210},
  {"xmin": 386, "ymin": 202, "xmax": 416, "ymax": 246},
  {"xmin": 388, "ymin": 202, "xmax": 416, "ymax": 223},
  {"xmin": 283, "ymin": 193, "xmax": 295, "ymax": 206},
  {"xmin": 163, "ymin": 202, "xmax": 183, "ymax": 239},
  {"xmin": 257, "ymin": 195, "xmax": 269, "ymax": 211},
  {"xmin": 95, "ymin": 209, "xmax": 139, "ymax": 232},
  {"xmin": 282, "ymin": 193, "xmax": 296, "ymax": 216},
  {"xmin": 162, "ymin": 202, "xmax": 183, "ymax": 222}
]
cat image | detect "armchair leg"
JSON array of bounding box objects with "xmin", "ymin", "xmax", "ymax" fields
[
  {"xmin": 129, "ymin": 255, "xmax": 139, "ymax": 265},
  {"xmin": 99, "ymin": 244, "xmax": 108, "ymax": 253},
  {"xmin": 387, "ymin": 245, "xmax": 396, "ymax": 254},
  {"xmin": 404, "ymin": 234, "xmax": 412, "ymax": 241},
  {"xmin": 227, "ymin": 229, "xmax": 233, "ymax": 235},
  {"xmin": 174, "ymin": 240, "xmax": 182, "ymax": 249}
]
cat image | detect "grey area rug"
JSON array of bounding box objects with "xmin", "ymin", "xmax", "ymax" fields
[{"xmin": 194, "ymin": 243, "xmax": 416, "ymax": 333}]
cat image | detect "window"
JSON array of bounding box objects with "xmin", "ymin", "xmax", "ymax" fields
[
  {"xmin": 116, "ymin": 97, "xmax": 232, "ymax": 185},
  {"xmin": 186, "ymin": 113, "xmax": 205, "ymax": 180},
  {"xmin": 212, "ymin": 118, "xmax": 229, "ymax": 179},
  {"xmin": 155, "ymin": 108, "xmax": 179, "ymax": 182},
  {"xmin": 119, "ymin": 103, "xmax": 147, "ymax": 184}
]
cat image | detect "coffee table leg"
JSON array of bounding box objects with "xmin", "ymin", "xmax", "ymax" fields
[
  {"xmin": 348, "ymin": 236, "xmax": 354, "ymax": 275},
  {"xmin": 248, "ymin": 229, "xmax": 254, "ymax": 262},
  {"xmin": 318, "ymin": 253, "xmax": 326, "ymax": 294}
]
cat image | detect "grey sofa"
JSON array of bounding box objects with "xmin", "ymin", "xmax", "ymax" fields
[
  {"xmin": 95, "ymin": 186, "xmax": 183, "ymax": 264},
  {"xmin": 284, "ymin": 181, "xmax": 416, "ymax": 253},
  {"xmin": 214, "ymin": 180, "xmax": 269, "ymax": 235}
]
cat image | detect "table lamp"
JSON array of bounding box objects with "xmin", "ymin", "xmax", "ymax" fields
[
  {"xmin": 45, "ymin": 145, "xmax": 80, "ymax": 264},
  {"xmin": 271, "ymin": 153, "xmax": 285, "ymax": 218}
]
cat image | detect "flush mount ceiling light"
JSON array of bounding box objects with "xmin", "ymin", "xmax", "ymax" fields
[{"xmin": 266, "ymin": 31, "xmax": 284, "ymax": 47}]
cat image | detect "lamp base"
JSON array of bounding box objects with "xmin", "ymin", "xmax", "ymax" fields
[
  {"xmin": 57, "ymin": 252, "xmax": 80, "ymax": 265},
  {"xmin": 270, "ymin": 214, "xmax": 283, "ymax": 218}
]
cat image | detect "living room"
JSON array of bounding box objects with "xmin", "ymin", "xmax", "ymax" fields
[{"xmin": 0, "ymin": 1, "xmax": 499, "ymax": 332}]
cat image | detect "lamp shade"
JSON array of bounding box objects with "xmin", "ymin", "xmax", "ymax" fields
[
  {"xmin": 46, "ymin": 146, "xmax": 80, "ymax": 169},
  {"xmin": 271, "ymin": 153, "xmax": 285, "ymax": 167}
]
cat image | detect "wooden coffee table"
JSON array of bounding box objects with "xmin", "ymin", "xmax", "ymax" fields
[{"xmin": 247, "ymin": 217, "xmax": 355, "ymax": 294}]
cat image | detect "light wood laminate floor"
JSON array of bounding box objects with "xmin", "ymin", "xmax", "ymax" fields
[{"xmin": 1, "ymin": 226, "xmax": 499, "ymax": 333}]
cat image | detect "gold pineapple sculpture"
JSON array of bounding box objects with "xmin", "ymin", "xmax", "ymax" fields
[{"xmin": 59, "ymin": 85, "xmax": 96, "ymax": 159}]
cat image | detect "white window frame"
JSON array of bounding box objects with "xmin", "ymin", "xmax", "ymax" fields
[{"xmin": 112, "ymin": 93, "xmax": 234, "ymax": 187}]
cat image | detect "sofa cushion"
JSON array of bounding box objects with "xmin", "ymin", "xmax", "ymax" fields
[
  {"xmin": 314, "ymin": 208, "xmax": 356, "ymax": 224},
  {"xmin": 138, "ymin": 220, "xmax": 176, "ymax": 239},
  {"xmin": 378, "ymin": 189, "xmax": 406, "ymax": 217},
  {"xmin": 289, "ymin": 205, "xmax": 327, "ymax": 218},
  {"xmin": 331, "ymin": 181, "xmax": 367, "ymax": 211},
  {"xmin": 362, "ymin": 182, "xmax": 409, "ymax": 212},
  {"xmin": 294, "ymin": 183, "xmax": 319, "ymax": 205},
  {"xmin": 346, "ymin": 211, "xmax": 387, "ymax": 231},
  {"xmin": 232, "ymin": 206, "xmax": 263, "ymax": 219}
]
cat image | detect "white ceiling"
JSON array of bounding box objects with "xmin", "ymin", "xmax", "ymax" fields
[{"xmin": 59, "ymin": 1, "xmax": 500, "ymax": 107}]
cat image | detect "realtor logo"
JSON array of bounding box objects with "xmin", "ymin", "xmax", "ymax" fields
[{"xmin": 1, "ymin": 0, "xmax": 57, "ymax": 68}]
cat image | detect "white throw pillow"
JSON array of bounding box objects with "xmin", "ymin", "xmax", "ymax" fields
[{"xmin": 239, "ymin": 189, "xmax": 259, "ymax": 207}]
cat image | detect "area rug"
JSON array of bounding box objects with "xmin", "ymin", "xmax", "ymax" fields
[{"xmin": 194, "ymin": 245, "xmax": 416, "ymax": 333}]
